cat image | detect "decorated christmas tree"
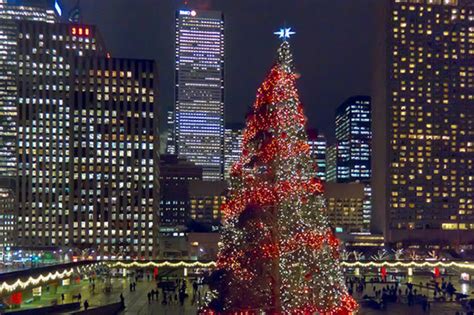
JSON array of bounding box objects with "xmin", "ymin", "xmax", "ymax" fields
[{"xmin": 204, "ymin": 29, "xmax": 358, "ymax": 314}]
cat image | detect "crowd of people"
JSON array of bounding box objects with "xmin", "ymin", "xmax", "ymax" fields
[{"xmin": 345, "ymin": 274, "xmax": 470, "ymax": 313}]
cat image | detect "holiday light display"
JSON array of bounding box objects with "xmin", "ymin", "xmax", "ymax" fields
[
  {"xmin": 107, "ymin": 261, "xmax": 216, "ymax": 269},
  {"xmin": 203, "ymin": 39, "xmax": 358, "ymax": 314},
  {"xmin": 0, "ymin": 269, "xmax": 74, "ymax": 294}
]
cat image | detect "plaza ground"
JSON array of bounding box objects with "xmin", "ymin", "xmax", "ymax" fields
[{"xmin": 4, "ymin": 272, "xmax": 472, "ymax": 314}]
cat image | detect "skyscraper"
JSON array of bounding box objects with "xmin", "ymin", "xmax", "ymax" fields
[
  {"xmin": 0, "ymin": 0, "xmax": 59, "ymax": 249},
  {"xmin": 335, "ymin": 96, "xmax": 372, "ymax": 229},
  {"xmin": 14, "ymin": 20, "xmax": 159, "ymax": 258},
  {"xmin": 224, "ymin": 124, "xmax": 243, "ymax": 180},
  {"xmin": 166, "ymin": 110, "xmax": 175, "ymax": 154},
  {"xmin": 174, "ymin": 9, "xmax": 225, "ymax": 181},
  {"xmin": 326, "ymin": 144, "xmax": 337, "ymax": 183},
  {"xmin": 335, "ymin": 96, "xmax": 372, "ymax": 183},
  {"xmin": 307, "ymin": 129, "xmax": 327, "ymax": 181},
  {"xmin": 0, "ymin": 0, "xmax": 58, "ymax": 178},
  {"xmin": 373, "ymin": 0, "xmax": 474, "ymax": 245}
]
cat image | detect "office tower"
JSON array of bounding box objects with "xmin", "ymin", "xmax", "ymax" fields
[
  {"xmin": 224, "ymin": 124, "xmax": 243, "ymax": 180},
  {"xmin": 189, "ymin": 180, "xmax": 227, "ymax": 226},
  {"xmin": 0, "ymin": 0, "xmax": 60, "ymax": 248},
  {"xmin": 307, "ymin": 129, "xmax": 327, "ymax": 181},
  {"xmin": 159, "ymin": 154, "xmax": 202, "ymax": 230},
  {"xmin": 0, "ymin": 188, "xmax": 14, "ymax": 248},
  {"xmin": 325, "ymin": 182, "xmax": 365, "ymax": 232},
  {"xmin": 373, "ymin": 0, "xmax": 474, "ymax": 245},
  {"xmin": 70, "ymin": 57, "xmax": 158, "ymax": 259},
  {"xmin": 166, "ymin": 110, "xmax": 175, "ymax": 154},
  {"xmin": 14, "ymin": 21, "xmax": 159, "ymax": 259},
  {"xmin": 326, "ymin": 144, "xmax": 337, "ymax": 183},
  {"xmin": 174, "ymin": 9, "xmax": 225, "ymax": 181},
  {"xmin": 335, "ymin": 96, "xmax": 372, "ymax": 230},
  {"xmin": 335, "ymin": 96, "xmax": 372, "ymax": 183},
  {"xmin": 0, "ymin": 1, "xmax": 58, "ymax": 178}
]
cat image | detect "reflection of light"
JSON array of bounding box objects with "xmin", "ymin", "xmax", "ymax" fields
[{"xmin": 461, "ymin": 283, "xmax": 469, "ymax": 295}]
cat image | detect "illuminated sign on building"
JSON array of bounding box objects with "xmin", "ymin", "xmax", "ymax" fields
[
  {"xmin": 179, "ymin": 10, "xmax": 196, "ymax": 16},
  {"xmin": 54, "ymin": 0, "xmax": 62, "ymax": 16},
  {"xmin": 71, "ymin": 26, "xmax": 90, "ymax": 37}
]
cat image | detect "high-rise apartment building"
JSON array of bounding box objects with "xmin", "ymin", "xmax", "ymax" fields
[
  {"xmin": 174, "ymin": 9, "xmax": 225, "ymax": 181},
  {"xmin": 224, "ymin": 124, "xmax": 243, "ymax": 180},
  {"xmin": 373, "ymin": 0, "xmax": 474, "ymax": 245},
  {"xmin": 14, "ymin": 20, "xmax": 158, "ymax": 258},
  {"xmin": 307, "ymin": 129, "xmax": 327, "ymax": 181}
]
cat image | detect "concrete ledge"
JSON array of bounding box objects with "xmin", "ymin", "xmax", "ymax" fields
[
  {"xmin": 71, "ymin": 302, "xmax": 124, "ymax": 315},
  {"xmin": 7, "ymin": 302, "xmax": 81, "ymax": 314}
]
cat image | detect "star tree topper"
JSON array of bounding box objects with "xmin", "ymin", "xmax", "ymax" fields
[{"xmin": 274, "ymin": 27, "xmax": 295, "ymax": 41}]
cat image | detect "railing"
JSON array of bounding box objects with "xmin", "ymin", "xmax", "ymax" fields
[{"xmin": 1, "ymin": 259, "xmax": 473, "ymax": 296}]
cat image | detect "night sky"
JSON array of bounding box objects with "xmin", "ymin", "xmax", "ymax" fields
[{"xmin": 61, "ymin": 0, "xmax": 378, "ymax": 142}]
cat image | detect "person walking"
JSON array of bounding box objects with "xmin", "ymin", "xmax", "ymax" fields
[
  {"xmin": 61, "ymin": 293, "xmax": 65, "ymax": 303},
  {"xmin": 84, "ymin": 300, "xmax": 89, "ymax": 310},
  {"xmin": 120, "ymin": 293, "xmax": 125, "ymax": 308}
]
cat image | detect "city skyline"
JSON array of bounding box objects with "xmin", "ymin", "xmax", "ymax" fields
[
  {"xmin": 59, "ymin": 0, "xmax": 378, "ymax": 142},
  {"xmin": 0, "ymin": 0, "xmax": 472, "ymax": 313}
]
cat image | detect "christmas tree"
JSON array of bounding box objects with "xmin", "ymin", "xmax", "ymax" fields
[{"xmin": 204, "ymin": 30, "xmax": 358, "ymax": 314}]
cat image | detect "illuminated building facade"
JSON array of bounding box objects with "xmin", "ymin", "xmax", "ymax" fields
[
  {"xmin": 0, "ymin": 1, "xmax": 59, "ymax": 246},
  {"xmin": 14, "ymin": 21, "xmax": 159, "ymax": 258},
  {"xmin": 174, "ymin": 9, "xmax": 225, "ymax": 181},
  {"xmin": 166, "ymin": 110, "xmax": 175, "ymax": 155},
  {"xmin": 325, "ymin": 182, "xmax": 365, "ymax": 232},
  {"xmin": 326, "ymin": 144, "xmax": 337, "ymax": 183},
  {"xmin": 0, "ymin": 188, "xmax": 14, "ymax": 248},
  {"xmin": 307, "ymin": 129, "xmax": 327, "ymax": 181},
  {"xmin": 159, "ymin": 154, "xmax": 202, "ymax": 230},
  {"xmin": 373, "ymin": 0, "xmax": 474, "ymax": 245},
  {"xmin": 224, "ymin": 124, "xmax": 243, "ymax": 180},
  {"xmin": 335, "ymin": 96, "xmax": 372, "ymax": 183},
  {"xmin": 189, "ymin": 180, "xmax": 226, "ymax": 226},
  {"xmin": 335, "ymin": 96, "xmax": 372, "ymax": 230},
  {"xmin": 69, "ymin": 57, "xmax": 158, "ymax": 259}
]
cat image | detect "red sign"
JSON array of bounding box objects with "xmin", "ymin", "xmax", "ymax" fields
[
  {"xmin": 71, "ymin": 26, "xmax": 91, "ymax": 37},
  {"xmin": 10, "ymin": 292, "xmax": 22, "ymax": 305}
]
